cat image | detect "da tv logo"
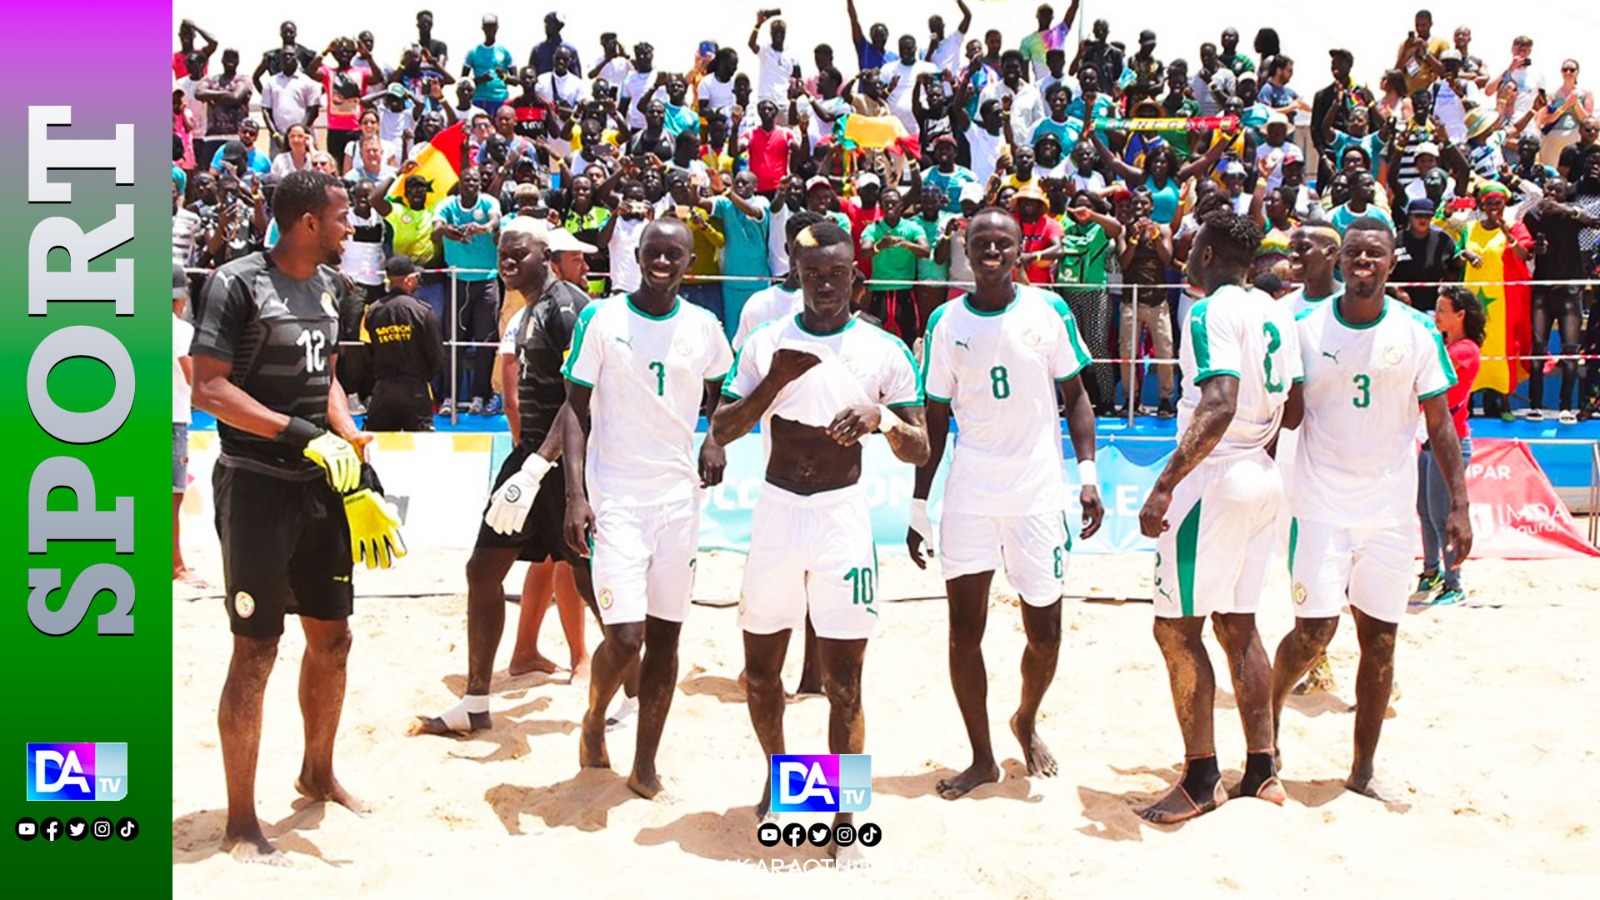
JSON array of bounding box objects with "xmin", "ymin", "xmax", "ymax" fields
[
  {"xmin": 769, "ymin": 754, "xmax": 871, "ymax": 813},
  {"xmin": 26, "ymin": 743, "xmax": 128, "ymax": 801}
]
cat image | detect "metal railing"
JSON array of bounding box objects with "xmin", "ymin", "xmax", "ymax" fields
[{"xmin": 182, "ymin": 263, "xmax": 1600, "ymax": 429}]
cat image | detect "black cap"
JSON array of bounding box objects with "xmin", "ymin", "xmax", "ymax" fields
[{"xmin": 385, "ymin": 256, "xmax": 419, "ymax": 280}]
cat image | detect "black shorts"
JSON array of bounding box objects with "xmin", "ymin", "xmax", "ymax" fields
[
  {"xmin": 365, "ymin": 377, "xmax": 436, "ymax": 431},
  {"xmin": 474, "ymin": 443, "xmax": 588, "ymax": 566},
  {"xmin": 214, "ymin": 460, "xmax": 354, "ymax": 638},
  {"xmin": 1535, "ymin": 285, "xmax": 1584, "ymax": 320}
]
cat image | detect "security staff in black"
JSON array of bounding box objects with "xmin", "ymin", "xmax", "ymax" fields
[
  {"xmin": 189, "ymin": 171, "xmax": 371, "ymax": 863},
  {"xmin": 414, "ymin": 221, "xmax": 598, "ymax": 736},
  {"xmin": 362, "ymin": 256, "xmax": 445, "ymax": 430}
]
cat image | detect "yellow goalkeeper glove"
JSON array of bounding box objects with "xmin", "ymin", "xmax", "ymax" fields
[
  {"xmin": 284, "ymin": 416, "xmax": 361, "ymax": 493},
  {"xmin": 344, "ymin": 465, "xmax": 407, "ymax": 569}
]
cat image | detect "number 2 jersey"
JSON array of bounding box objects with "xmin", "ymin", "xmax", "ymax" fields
[
  {"xmin": 562, "ymin": 295, "xmax": 733, "ymax": 508},
  {"xmin": 190, "ymin": 252, "xmax": 343, "ymax": 479},
  {"xmin": 1292, "ymin": 297, "xmax": 1455, "ymax": 527},
  {"xmin": 922, "ymin": 286, "xmax": 1092, "ymax": 516},
  {"xmin": 1178, "ymin": 284, "xmax": 1302, "ymax": 462}
]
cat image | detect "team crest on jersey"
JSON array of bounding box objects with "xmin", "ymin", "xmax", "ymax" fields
[
  {"xmin": 1021, "ymin": 326, "xmax": 1042, "ymax": 348},
  {"xmin": 1293, "ymin": 583, "xmax": 1308, "ymax": 605},
  {"xmin": 234, "ymin": 591, "xmax": 256, "ymax": 618},
  {"xmin": 1382, "ymin": 344, "xmax": 1403, "ymax": 366},
  {"xmin": 674, "ymin": 335, "xmax": 694, "ymax": 357},
  {"xmin": 475, "ymin": 208, "xmax": 487, "ymax": 222},
  {"xmin": 839, "ymin": 354, "xmax": 862, "ymax": 377},
  {"xmin": 320, "ymin": 292, "xmax": 339, "ymax": 319},
  {"xmin": 598, "ymin": 588, "xmax": 614, "ymax": 610}
]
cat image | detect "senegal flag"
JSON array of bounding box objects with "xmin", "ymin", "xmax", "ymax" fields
[
  {"xmin": 389, "ymin": 121, "xmax": 464, "ymax": 210},
  {"xmin": 834, "ymin": 113, "xmax": 921, "ymax": 160},
  {"xmin": 1458, "ymin": 219, "xmax": 1532, "ymax": 394}
]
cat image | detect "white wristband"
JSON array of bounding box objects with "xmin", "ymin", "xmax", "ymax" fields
[
  {"xmin": 877, "ymin": 404, "xmax": 903, "ymax": 434},
  {"xmin": 1077, "ymin": 458, "xmax": 1098, "ymax": 487},
  {"xmin": 521, "ymin": 453, "xmax": 554, "ymax": 484}
]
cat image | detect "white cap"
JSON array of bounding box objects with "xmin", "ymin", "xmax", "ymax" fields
[
  {"xmin": 1267, "ymin": 111, "xmax": 1290, "ymax": 127},
  {"xmin": 855, "ymin": 172, "xmax": 882, "ymax": 189},
  {"xmin": 544, "ymin": 227, "xmax": 598, "ymax": 254},
  {"xmin": 958, "ymin": 183, "xmax": 986, "ymax": 204}
]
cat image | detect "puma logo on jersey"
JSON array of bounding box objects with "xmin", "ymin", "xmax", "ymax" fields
[
  {"xmin": 954, "ymin": 338, "xmax": 971, "ymax": 350},
  {"xmin": 1321, "ymin": 349, "xmax": 1342, "ymax": 363},
  {"xmin": 615, "ymin": 336, "xmax": 634, "ymax": 348}
]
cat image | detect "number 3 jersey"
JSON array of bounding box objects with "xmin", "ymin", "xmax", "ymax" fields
[
  {"xmin": 1292, "ymin": 297, "xmax": 1455, "ymax": 527},
  {"xmin": 1179, "ymin": 284, "xmax": 1302, "ymax": 462},
  {"xmin": 922, "ymin": 286, "xmax": 1092, "ymax": 516},
  {"xmin": 190, "ymin": 252, "xmax": 344, "ymax": 479},
  {"xmin": 562, "ymin": 295, "xmax": 733, "ymax": 508}
]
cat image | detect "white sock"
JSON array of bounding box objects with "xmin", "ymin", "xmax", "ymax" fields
[
  {"xmin": 605, "ymin": 696, "xmax": 638, "ymax": 731},
  {"xmin": 435, "ymin": 694, "xmax": 490, "ymax": 733}
]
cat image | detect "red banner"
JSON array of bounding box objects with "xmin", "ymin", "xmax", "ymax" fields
[{"xmin": 1462, "ymin": 439, "xmax": 1598, "ymax": 559}]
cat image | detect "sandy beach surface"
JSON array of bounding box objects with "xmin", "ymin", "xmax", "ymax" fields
[{"xmin": 173, "ymin": 548, "xmax": 1600, "ymax": 898}]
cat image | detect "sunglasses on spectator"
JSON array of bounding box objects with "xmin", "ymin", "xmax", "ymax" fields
[{"xmin": 1562, "ymin": 66, "xmax": 1578, "ymax": 72}]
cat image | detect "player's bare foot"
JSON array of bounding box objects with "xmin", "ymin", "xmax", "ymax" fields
[
  {"xmin": 936, "ymin": 760, "xmax": 1000, "ymax": 799},
  {"xmin": 226, "ymin": 830, "xmax": 292, "ymax": 867},
  {"xmin": 1011, "ymin": 713, "xmax": 1058, "ymax": 777},
  {"xmin": 569, "ymin": 657, "xmax": 591, "ymax": 687},
  {"xmin": 627, "ymin": 769, "xmax": 666, "ymax": 800},
  {"xmin": 579, "ymin": 712, "xmax": 610, "ymax": 769},
  {"xmin": 508, "ymin": 653, "xmax": 561, "ymax": 677},
  {"xmin": 1138, "ymin": 778, "xmax": 1227, "ymax": 824},
  {"xmin": 295, "ymin": 775, "xmax": 370, "ymax": 815}
]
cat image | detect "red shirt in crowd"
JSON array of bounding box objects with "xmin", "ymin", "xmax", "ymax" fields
[
  {"xmin": 1017, "ymin": 215, "xmax": 1064, "ymax": 285},
  {"xmin": 747, "ymin": 126, "xmax": 795, "ymax": 193},
  {"xmin": 1445, "ymin": 337, "xmax": 1482, "ymax": 439}
]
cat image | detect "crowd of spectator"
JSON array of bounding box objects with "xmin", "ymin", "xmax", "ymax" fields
[{"xmin": 172, "ymin": 5, "xmax": 1600, "ymax": 424}]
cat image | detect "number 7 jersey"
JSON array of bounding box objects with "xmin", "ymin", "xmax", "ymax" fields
[
  {"xmin": 1292, "ymin": 297, "xmax": 1455, "ymax": 527},
  {"xmin": 1178, "ymin": 284, "xmax": 1302, "ymax": 461},
  {"xmin": 562, "ymin": 295, "xmax": 733, "ymax": 508}
]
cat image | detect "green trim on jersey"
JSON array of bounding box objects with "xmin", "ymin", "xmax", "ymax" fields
[
  {"xmin": 1404, "ymin": 303, "xmax": 1461, "ymax": 393},
  {"xmin": 885, "ymin": 332, "xmax": 925, "ymax": 407},
  {"xmin": 961, "ymin": 288, "xmax": 1018, "ymax": 317},
  {"xmin": 1188, "ymin": 298, "xmax": 1237, "ymax": 383},
  {"xmin": 1332, "ymin": 295, "xmax": 1389, "ymax": 330},
  {"xmin": 921, "ymin": 301, "xmax": 952, "ymax": 402},
  {"xmin": 1176, "ymin": 500, "xmax": 1202, "ymax": 618},
  {"xmin": 1047, "ymin": 291, "xmax": 1092, "ymax": 382},
  {"xmin": 1418, "ymin": 385, "xmax": 1451, "ymax": 401},
  {"xmin": 795, "ymin": 313, "xmax": 857, "ymax": 337},
  {"xmin": 626, "ymin": 294, "xmax": 681, "ymax": 321},
  {"xmin": 560, "ymin": 300, "xmax": 606, "ymax": 385},
  {"xmin": 1287, "ymin": 517, "xmax": 1299, "ymax": 575}
]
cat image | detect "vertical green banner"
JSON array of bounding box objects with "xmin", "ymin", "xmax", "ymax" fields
[{"xmin": 0, "ymin": 2, "xmax": 171, "ymax": 892}]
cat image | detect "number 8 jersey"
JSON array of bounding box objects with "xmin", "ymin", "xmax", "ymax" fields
[
  {"xmin": 1178, "ymin": 284, "xmax": 1302, "ymax": 461},
  {"xmin": 190, "ymin": 252, "xmax": 344, "ymax": 478}
]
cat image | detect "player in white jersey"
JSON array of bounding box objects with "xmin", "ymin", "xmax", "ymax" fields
[
  {"xmin": 908, "ymin": 209, "xmax": 1105, "ymax": 799},
  {"xmin": 731, "ymin": 211, "xmax": 831, "ymax": 697},
  {"xmin": 711, "ymin": 221, "xmax": 928, "ymax": 856},
  {"xmin": 1278, "ymin": 221, "xmax": 1343, "ymax": 694},
  {"xmin": 1283, "ymin": 224, "xmax": 1343, "ymax": 316},
  {"xmin": 1270, "ymin": 217, "xmax": 1471, "ymax": 802},
  {"xmin": 1136, "ymin": 210, "xmax": 1301, "ymax": 823},
  {"xmin": 560, "ymin": 218, "xmax": 734, "ymax": 799}
]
